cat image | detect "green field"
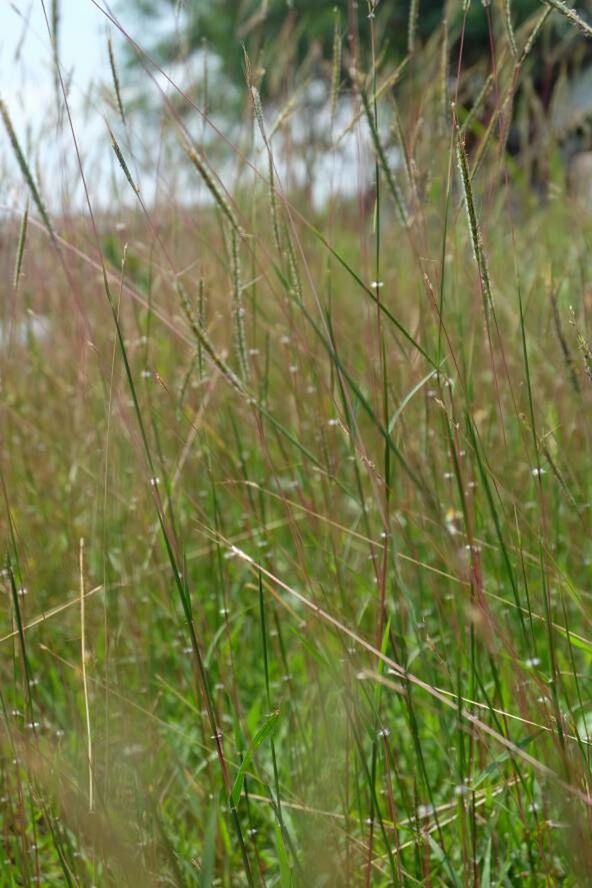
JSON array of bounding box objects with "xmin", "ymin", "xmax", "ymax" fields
[{"xmin": 2, "ymin": 2, "xmax": 592, "ymax": 884}]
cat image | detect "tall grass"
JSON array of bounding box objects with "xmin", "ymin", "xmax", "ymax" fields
[{"xmin": 2, "ymin": 2, "xmax": 592, "ymax": 885}]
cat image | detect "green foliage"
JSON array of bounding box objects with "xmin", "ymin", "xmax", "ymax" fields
[{"xmin": 128, "ymin": 0, "xmax": 543, "ymax": 97}]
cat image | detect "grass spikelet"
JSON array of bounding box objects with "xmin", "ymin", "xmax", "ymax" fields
[
  {"xmin": 51, "ymin": 0, "xmax": 60, "ymax": 47},
  {"xmin": 178, "ymin": 281, "xmax": 246, "ymax": 395},
  {"xmin": 470, "ymin": 5, "xmax": 553, "ymax": 175},
  {"xmin": 337, "ymin": 57, "xmax": 409, "ymax": 142},
  {"xmin": 254, "ymin": 89, "xmax": 284, "ymax": 260},
  {"xmin": 330, "ymin": 7, "xmax": 342, "ymax": 123},
  {"xmin": 197, "ymin": 277, "xmax": 207, "ymax": 382},
  {"xmin": 504, "ymin": 0, "xmax": 519, "ymax": 57},
  {"xmin": 0, "ymin": 98, "xmax": 54, "ymax": 238},
  {"xmin": 570, "ymin": 307, "xmax": 592, "ymax": 382},
  {"xmin": 182, "ymin": 137, "xmax": 244, "ymax": 236},
  {"xmin": 439, "ymin": 18, "xmax": 449, "ymax": 129},
  {"xmin": 179, "ymin": 278, "xmax": 208, "ymax": 402},
  {"xmin": 13, "ymin": 204, "xmax": 29, "ymax": 291},
  {"xmin": 518, "ymin": 7, "xmax": 552, "ymax": 66},
  {"xmin": 51, "ymin": 0, "xmax": 60, "ymax": 100},
  {"xmin": 284, "ymin": 225, "xmax": 303, "ymax": 302},
  {"xmin": 454, "ymin": 116, "xmax": 494, "ymax": 310},
  {"xmin": 353, "ymin": 70, "xmax": 409, "ymax": 226},
  {"xmin": 576, "ymin": 338, "xmax": 592, "ymax": 387},
  {"xmin": 544, "ymin": 0, "xmax": 592, "ymax": 37},
  {"xmin": 108, "ymin": 36, "xmax": 126, "ymax": 126},
  {"xmin": 108, "ymin": 125, "xmax": 139, "ymax": 195},
  {"xmin": 230, "ymin": 227, "xmax": 250, "ymax": 382},
  {"xmin": 268, "ymin": 153, "xmax": 283, "ymax": 259},
  {"xmin": 408, "ymin": 0, "xmax": 419, "ymax": 53},
  {"xmin": 251, "ymin": 85, "xmax": 266, "ymax": 145},
  {"xmin": 251, "ymin": 84, "xmax": 283, "ymax": 260}
]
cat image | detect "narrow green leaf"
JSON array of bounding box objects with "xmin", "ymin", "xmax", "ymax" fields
[{"xmin": 230, "ymin": 709, "xmax": 281, "ymax": 807}]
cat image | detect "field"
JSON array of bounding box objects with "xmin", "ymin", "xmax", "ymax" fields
[{"xmin": 2, "ymin": 2, "xmax": 592, "ymax": 885}]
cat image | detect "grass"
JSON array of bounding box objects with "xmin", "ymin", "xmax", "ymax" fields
[{"xmin": 2, "ymin": 2, "xmax": 592, "ymax": 885}]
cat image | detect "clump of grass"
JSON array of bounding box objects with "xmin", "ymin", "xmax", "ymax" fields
[{"xmin": 3, "ymin": 1, "xmax": 592, "ymax": 885}]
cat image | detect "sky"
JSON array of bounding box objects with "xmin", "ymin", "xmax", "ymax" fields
[
  {"xmin": 1, "ymin": 1, "xmax": 132, "ymax": 211},
  {"xmin": 3, "ymin": 1, "xmax": 106, "ymax": 117}
]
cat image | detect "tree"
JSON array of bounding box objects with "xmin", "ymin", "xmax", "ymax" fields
[{"xmin": 125, "ymin": 0, "xmax": 545, "ymax": 101}]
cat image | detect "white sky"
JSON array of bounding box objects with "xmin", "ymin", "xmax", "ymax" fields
[
  {"xmin": 0, "ymin": 2, "xmax": 138, "ymax": 211},
  {"xmin": 3, "ymin": 1, "xmax": 106, "ymax": 110}
]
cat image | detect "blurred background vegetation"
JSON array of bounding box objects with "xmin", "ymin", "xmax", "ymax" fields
[{"xmin": 122, "ymin": 0, "xmax": 592, "ymax": 189}]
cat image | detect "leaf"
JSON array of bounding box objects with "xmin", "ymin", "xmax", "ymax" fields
[
  {"xmin": 388, "ymin": 369, "xmax": 438, "ymax": 433},
  {"xmin": 199, "ymin": 801, "xmax": 218, "ymax": 888},
  {"xmin": 230, "ymin": 709, "xmax": 281, "ymax": 807},
  {"xmin": 275, "ymin": 822, "xmax": 293, "ymax": 888},
  {"xmin": 554, "ymin": 623, "xmax": 592, "ymax": 657},
  {"xmin": 480, "ymin": 836, "xmax": 492, "ymax": 888},
  {"xmin": 427, "ymin": 835, "xmax": 461, "ymax": 888}
]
